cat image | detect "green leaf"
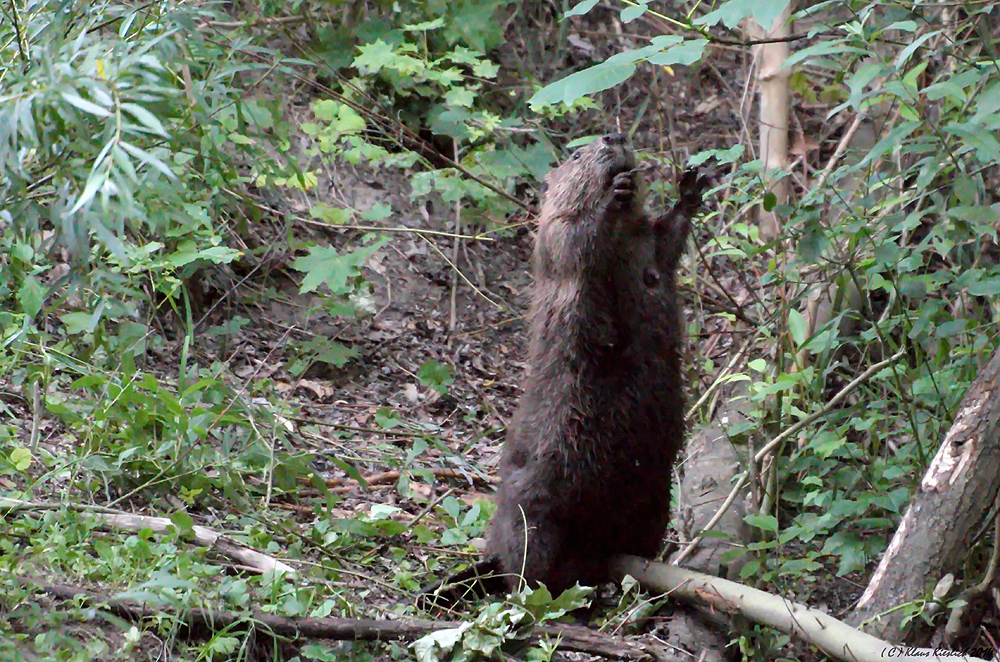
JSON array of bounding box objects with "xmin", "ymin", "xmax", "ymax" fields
[
  {"xmin": 292, "ymin": 238, "xmax": 386, "ymax": 294},
  {"xmin": 797, "ymin": 220, "xmax": 829, "ymax": 262},
  {"xmin": 822, "ymin": 531, "xmax": 868, "ymax": 576},
  {"xmin": 207, "ymin": 637, "xmax": 239, "ymax": 655},
  {"xmin": 430, "ymin": 107, "xmax": 474, "ymax": 140},
  {"xmin": 445, "ymin": 86, "xmax": 476, "ymax": 108},
  {"xmin": 967, "ymin": 277, "xmax": 1000, "ymax": 296},
  {"xmin": 787, "ymin": 309, "xmax": 808, "ymax": 347},
  {"xmin": 784, "ymin": 41, "xmax": 865, "ymax": 70},
  {"xmin": 118, "ymin": 140, "xmax": 176, "ymax": 179},
  {"xmin": 361, "ymin": 203, "xmax": 392, "ymax": 222},
  {"xmin": 10, "ymin": 447, "xmax": 32, "ymax": 471},
  {"xmin": 762, "ymin": 191, "xmax": 777, "ymax": 211},
  {"xmin": 418, "ymin": 360, "xmax": 454, "ymax": 394},
  {"xmin": 10, "ymin": 242, "xmax": 33, "ymax": 265},
  {"xmin": 63, "ymin": 300, "xmax": 109, "ymax": 335},
  {"xmin": 621, "ymin": 1, "xmax": 650, "ymax": 23},
  {"xmin": 895, "ymin": 31, "xmax": 938, "ymax": 69},
  {"xmin": 300, "ymin": 643, "xmax": 347, "ymax": 661},
  {"xmin": 972, "ymin": 81, "xmax": 1000, "ymax": 123},
  {"xmin": 17, "ymin": 276, "xmax": 45, "ymax": 317},
  {"xmin": 335, "ymin": 104, "xmax": 366, "ymax": 132},
  {"xmin": 696, "ymin": 0, "xmax": 792, "ymax": 30},
  {"xmin": 544, "ymin": 584, "xmax": 592, "ymax": 615},
  {"xmin": 529, "ymin": 63, "xmax": 636, "ymax": 108},
  {"xmin": 61, "ymin": 91, "xmax": 111, "ymax": 118},
  {"xmin": 240, "ymin": 99, "xmax": 276, "ymax": 130},
  {"xmin": 310, "ymin": 203, "xmax": 354, "ymax": 224},
  {"xmin": 934, "ymin": 319, "xmax": 968, "ymax": 338},
  {"xmin": 534, "ymin": 32, "xmax": 693, "ymax": 109},
  {"xmin": 809, "ymin": 430, "xmax": 846, "ymax": 458},
  {"xmin": 739, "ymin": 557, "xmax": 764, "ymax": 579},
  {"xmin": 953, "ymin": 173, "xmax": 979, "ymax": 205},
  {"xmin": 67, "ymin": 170, "xmax": 108, "ymax": 215},
  {"xmin": 565, "ymin": 0, "xmax": 599, "ymax": 17},
  {"xmin": 690, "ymin": 144, "xmax": 744, "ymax": 166},
  {"xmin": 744, "ymin": 513, "xmax": 779, "ymax": 533},
  {"xmin": 440, "ymin": 528, "xmax": 469, "ymax": 545},
  {"xmin": 353, "ymin": 40, "xmax": 398, "ymax": 75},
  {"xmin": 111, "ymin": 144, "xmax": 139, "ymax": 183},
  {"xmin": 315, "ymin": 342, "xmax": 358, "ymax": 368},
  {"xmin": 413, "ymin": 625, "xmax": 468, "ymax": 662},
  {"xmin": 121, "ymin": 102, "xmax": 169, "ymax": 137},
  {"xmin": 473, "ymin": 58, "xmax": 500, "ymax": 78},
  {"xmin": 846, "ymin": 63, "xmax": 884, "ymax": 109},
  {"xmin": 946, "ymin": 204, "xmax": 999, "ymax": 224},
  {"xmin": 167, "ymin": 243, "xmax": 242, "ymax": 267},
  {"xmin": 370, "ymin": 504, "xmax": 402, "ymax": 519},
  {"xmin": 942, "ymin": 122, "xmax": 1000, "ymax": 164},
  {"xmin": 169, "ymin": 511, "xmax": 195, "ymax": 535},
  {"xmin": 402, "ymin": 17, "xmax": 445, "ymax": 31},
  {"xmin": 647, "ymin": 39, "xmax": 708, "ymax": 66}
]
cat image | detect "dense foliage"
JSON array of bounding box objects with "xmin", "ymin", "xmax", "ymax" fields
[{"xmin": 2, "ymin": 0, "xmax": 999, "ymax": 659}]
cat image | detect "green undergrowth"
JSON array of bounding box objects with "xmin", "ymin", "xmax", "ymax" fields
[{"xmin": 3, "ymin": 0, "xmax": 1000, "ymax": 659}]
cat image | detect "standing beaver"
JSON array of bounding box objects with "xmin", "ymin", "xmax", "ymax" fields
[{"xmin": 483, "ymin": 133, "xmax": 706, "ymax": 594}]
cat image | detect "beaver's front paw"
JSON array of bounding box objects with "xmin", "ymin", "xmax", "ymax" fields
[
  {"xmin": 676, "ymin": 167, "xmax": 712, "ymax": 210},
  {"xmin": 612, "ymin": 170, "xmax": 636, "ymax": 205}
]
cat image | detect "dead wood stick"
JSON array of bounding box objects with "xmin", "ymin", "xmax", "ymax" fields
[
  {"xmin": 613, "ymin": 556, "xmax": 991, "ymax": 662},
  {"xmin": 0, "ymin": 499, "xmax": 295, "ymax": 576},
  {"xmin": 19, "ymin": 579, "xmax": 654, "ymax": 660},
  {"xmin": 320, "ymin": 467, "xmax": 496, "ymax": 492}
]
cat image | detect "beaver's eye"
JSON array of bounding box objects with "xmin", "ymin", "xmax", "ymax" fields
[{"xmin": 572, "ymin": 152, "xmax": 581, "ymax": 161}]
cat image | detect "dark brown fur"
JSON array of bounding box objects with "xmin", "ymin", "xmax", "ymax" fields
[{"xmin": 484, "ymin": 133, "xmax": 704, "ymax": 594}]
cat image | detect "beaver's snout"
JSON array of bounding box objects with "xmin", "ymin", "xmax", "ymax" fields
[{"xmin": 599, "ymin": 133, "xmax": 635, "ymax": 176}]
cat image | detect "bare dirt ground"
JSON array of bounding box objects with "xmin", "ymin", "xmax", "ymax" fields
[{"xmin": 248, "ymin": 27, "xmax": 729, "ymax": 527}]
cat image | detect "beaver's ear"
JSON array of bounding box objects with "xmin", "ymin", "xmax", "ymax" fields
[{"xmin": 538, "ymin": 181, "xmax": 548, "ymax": 198}]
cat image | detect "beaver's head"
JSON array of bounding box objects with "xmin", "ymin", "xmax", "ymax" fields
[{"xmin": 538, "ymin": 133, "xmax": 637, "ymax": 222}]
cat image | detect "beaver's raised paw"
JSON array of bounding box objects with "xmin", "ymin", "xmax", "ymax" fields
[{"xmin": 611, "ymin": 170, "xmax": 636, "ymax": 205}]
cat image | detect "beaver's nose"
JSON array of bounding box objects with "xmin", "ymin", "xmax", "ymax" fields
[{"xmin": 603, "ymin": 133, "xmax": 626, "ymax": 145}]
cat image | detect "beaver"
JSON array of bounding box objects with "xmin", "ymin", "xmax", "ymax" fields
[{"xmin": 482, "ymin": 132, "xmax": 706, "ymax": 595}]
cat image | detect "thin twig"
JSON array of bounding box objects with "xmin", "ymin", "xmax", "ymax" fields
[
  {"xmin": 684, "ymin": 328, "xmax": 761, "ymax": 422},
  {"xmin": 813, "ymin": 112, "xmax": 867, "ymax": 191},
  {"xmin": 449, "ymin": 139, "xmax": 462, "ymax": 331},
  {"xmin": 421, "ymin": 235, "xmax": 504, "ymax": 310},
  {"xmin": 29, "ymin": 378, "xmax": 42, "ymax": 453}
]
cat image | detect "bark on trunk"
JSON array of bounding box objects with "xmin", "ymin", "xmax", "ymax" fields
[{"xmin": 752, "ymin": 4, "xmax": 792, "ymax": 242}]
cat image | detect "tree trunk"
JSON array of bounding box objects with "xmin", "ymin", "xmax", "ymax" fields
[{"xmin": 752, "ymin": 3, "xmax": 792, "ymax": 242}]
